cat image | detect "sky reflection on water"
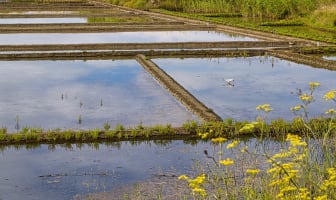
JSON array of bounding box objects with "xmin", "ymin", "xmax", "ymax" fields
[
  {"xmin": 0, "ymin": 138, "xmax": 280, "ymax": 200},
  {"xmin": 0, "ymin": 59, "xmax": 196, "ymax": 132},
  {"xmin": 153, "ymin": 56, "xmax": 336, "ymax": 121},
  {"xmin": 0, "ymin": 31, "xmax": 257, "ymax": 45},
  {"xmin": 0, "ymin": 17, "xmax": 87, "ymax": 24}
]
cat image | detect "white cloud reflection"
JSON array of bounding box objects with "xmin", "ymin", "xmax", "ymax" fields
[
  {"xmin": 0, "ymin": 60, "xmax": 196, "ymax": 132},
  {"xmin": 153, "ymin": 56, "xmax": 336, "ymax": 121},
  {"xmin": 0, "ymin": 31, "xmax": 257, "ymax": 45}
]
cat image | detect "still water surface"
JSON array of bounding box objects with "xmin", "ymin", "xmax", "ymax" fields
[
  {"xmin": 0, "ymin": 17, "xmax": 87, "ymax": 24},
  {"xmin": 0, "ymin": 31, "xmax": 257, "ymax": 45},
  {"xmin": 0, "ymin": 59, "xmax": 196, "ymax": 132},
  {"xmin": 0, "ymin": 138, "xmax": 278, "ymax": 200},
  {"xmin": 153, "ymin": 56, "xmax": 336, "ymax": 121}
]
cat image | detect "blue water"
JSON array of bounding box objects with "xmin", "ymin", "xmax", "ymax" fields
[
  {"xmin": 0, "ymin": 31, "xmax": 257, "ymax": 45},
  {"xmin": 0, "ymin": 59, "xmax": 197, "ymax": 132},
  {"xmin": 0, "ymin": 17, "xmax": 87, "ymax": 24},
  {"xmin": 0, "ymin": 138, "xmax": 278, "ymax": 200},
  {"xmin": 153, "ymin": 56, "xmax": 336, "ymax": 121}
]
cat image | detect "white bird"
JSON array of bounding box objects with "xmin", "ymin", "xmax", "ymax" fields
[{"xmin": 224, "ymin": 78, "xmax": 234, "ymax": 87}]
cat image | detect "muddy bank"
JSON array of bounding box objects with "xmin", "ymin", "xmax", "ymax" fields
[
  {"xmin": 0, "ymin": 41, "xmax": 306, "ymax": 51},
  {"xmin": 0, "ymin": 48, "xmax": 266, "ymax": 60},
  {"xmin": 0, "ymin": 24, "xmax": 212, "ymax": 33},
  {"xmin": 136, "ymin": 54, "xmax": 222, "ymax": 122},
  {"xmin": 269, "ymin": 50, "xmax": 336, "ymax": 70}
]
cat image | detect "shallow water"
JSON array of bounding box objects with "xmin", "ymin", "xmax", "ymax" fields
[
  {"xmin": 322, "ymin": 55, "xmax": 336, "ymax": 61},
  {"xmin": 0, "ymin": 31, "xmax": 257, "ymax": 45},
  {"xmin": 0, "ymin": 17, "xmax": 87, "ymax": 24},
  {"xmin": 0, "ymin": 59, "xmax": 197, "ymax": 132},
  {"xmin": 153, "ymin": 56, "xmax": 336, "ymax": 121},
  {"xmin": 0, "ymin": 138, "xmax": 279, "ymax": 200}
]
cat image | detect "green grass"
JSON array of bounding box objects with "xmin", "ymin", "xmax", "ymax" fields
[
  {"xmin": 153, "ymin": 9, "xmax": 336, "ymax": 44},
  {"xmin": 0, "ymin": 117, "xmax": 334, "ymax": 145}
]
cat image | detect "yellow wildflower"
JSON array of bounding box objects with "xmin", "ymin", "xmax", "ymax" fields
[
  {"xmin": 211, "ymin": 137, "xmax": 227, "ymax": 143},
  {"xmin": 290, "ymin": 105, "xmax": 302, "ymax": 111},
  {"xmin": 219, "ymin": 158, "xmax": 234, "ymax": 166},
  {"xmin": 256, "ymin": 103, "xmax": 273, "ymax": 112},
  {"xmin": 178, "ymin": 175, "xmax": 189, "ymax": 180},
  {"xmin": 280, "ymin": 185, "xmax": 297, "ymax": 193},
  {"xmin": 309, "ymin": 82, "xmax": 320, "ymax": 90},
  {"xmin": 315, "ymin": 195, "xmax": 327, "ymax": 200},
  {"xmin": 299, "ymin": 93, "xmax": 313, "ymax": 101},
  {"xmin": 226, "ymin": 140, "xmax": 240, "ymax": 149},
  {"xmin": 325, "ymin": 108, "xmax": 336, "ymax": 115},
  {"xmin": 271, "ymin": 152, "xmax": 291, "ymax": 160},
  {"xmin": 192, "ymin": 187, "xmax": 207, "ymax": 196},
  {"xmin": 239, "ymin": 123, "xmax": 255, "ymax": 133},
  {"xmin": 188, "ymin": 174, "xmax": 206, "ymax": 188},
  {"xmin": 294, "ymin": 188, "xmax": 310, "ymax": 200},
  {"xmin": 200, "ymin": 132, "xmax": 209, "ymax": 139},
  {"xmin": 286, "ymin": 133, "xmax": 307, "ymax": 147},
  {"xmin": 246, "ymin": 169, "xmax": 261, "ymax": 176},
  {"xmin": 240, "ymin": 146, "xmax": 248, "ymax": 153},
  {"xmin": 323, "ymin": 90, "xmax": 336, "ymax": 101}
]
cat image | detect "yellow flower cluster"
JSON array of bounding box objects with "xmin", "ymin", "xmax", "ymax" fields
[
  {"xmin": 211, "ymin": 137, "xmax": 227, "ymax": 143},
  {"xmin": 246, "ymin": 169, "xmax": 260, "ymax": 176},
  {"xmin": 320, "ymin": 168, "xmax": 336, "ymax": 192},
  {"xmin": 290, "ymin": 105, "xmax": 302, "ymax": 112},
  {"xmin": 266, "ymin": 134, "xmax": 310, "ymax": 200},
  {"xmin": 239, "ymin": 122, "xmax": 260, "ymax": 133},
  {"xmin": 323, "ymin": 90, "xmax": 336, "ymax": 101},
  {"xmin": 178, "ymin": 174, "xmax": 207, "ymax": 197},
  {"xmin": 286, "ymin": 133, "xmax": 307, "ymax": 147},
  {"xmin": 256, "ymin": 103, "xmax": 273, "ymax": 113},
  {"xmin": 309, "ymin": 82, "xmax": 320, "ymax": 90},
  {"xmin": 299, "ymin": 93, "xmax": 313, "ymax": 102},
  {"xmin": 219, "ymin": 158, "xmax": 234, "ymax": 166},
  {"xmin": 226, "ymin": 140, "xmax": 240, "ymax": 149},
  {"xmin": 325, "ymin": 108, "xmax": 336, "ymax": 115}
]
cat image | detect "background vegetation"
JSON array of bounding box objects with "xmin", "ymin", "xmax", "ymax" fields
[{"xmin": 106, "ymin": 0, "xmax": 336, "ymax": 43}]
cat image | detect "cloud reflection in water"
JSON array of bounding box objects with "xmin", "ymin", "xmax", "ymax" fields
[{"xmin": 0, "ymin": 60, "xmax": 197, "ymax": 132}]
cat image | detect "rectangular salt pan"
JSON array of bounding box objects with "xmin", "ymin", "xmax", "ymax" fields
[
  {"xmin": 0, "ymin": 17, "xmax": 87, "ymax": 24},
  {"xmin": 153, "ymin": 56, "xmax": 336, "ymax": 121},
  {"xmin": 0, "ymin": 31, "xmax": 258, "ymax": 45},
  {"xmin": 0, "ymin": 60, "xmax": 197, "ymax": 132}
]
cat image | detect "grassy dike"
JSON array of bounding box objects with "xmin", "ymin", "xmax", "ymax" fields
[
  {"xmin": 104, "ymin": 0, "xmax": 336, "ymax": 44},
  {"xmin": 153, "ymin": 9, "xmax": 336, "ymax": 44},
  {"xmin": 0, "ymin": 117, "xmax": 335, "ymax": 145}
]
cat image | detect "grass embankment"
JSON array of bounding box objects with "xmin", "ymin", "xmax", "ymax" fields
[
  {"xmin": 105, "ymin": 0, "xmax": 336, "ymax": 44},
  {"xmin": 0, "ymin": 117, "xmax": 334, "ymax": 145}
]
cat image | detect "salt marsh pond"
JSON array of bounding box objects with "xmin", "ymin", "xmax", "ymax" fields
[
  {"xmin": 0, "ymin": 59, "xmax": 197, "ymax": 132},
  {"xmin": 153, "ymin": 56, "xmax": 336, "ymax": 121},
  {"xmin": 0, "ymin": 31, "xmax": 257, "ymax": 45}
]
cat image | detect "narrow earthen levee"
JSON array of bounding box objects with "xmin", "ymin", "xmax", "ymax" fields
[{"xmin": 136, "ymin": 54, "xmax": 222, "ymax": 122}]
